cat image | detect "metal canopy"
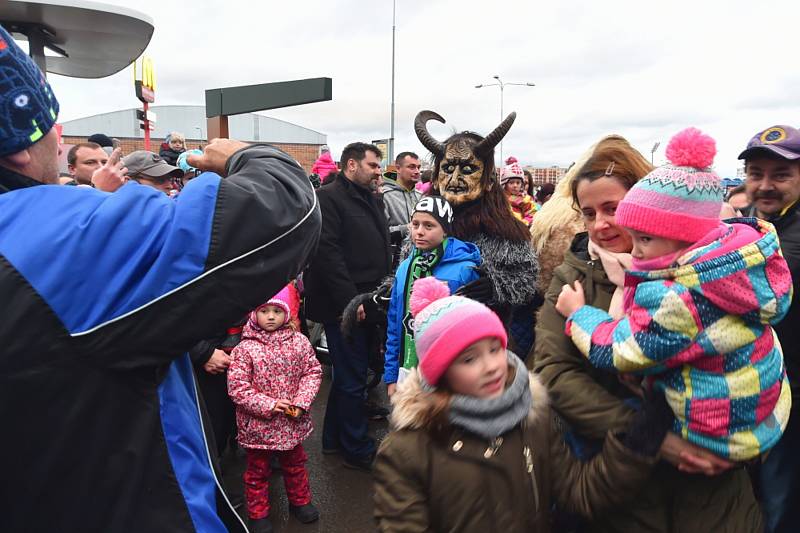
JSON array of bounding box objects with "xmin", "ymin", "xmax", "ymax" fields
[{"xmin": 1, "ymin": 0, "xmax": 153, "ymax": 79}]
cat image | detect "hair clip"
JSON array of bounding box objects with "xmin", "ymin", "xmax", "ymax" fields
[{"xmin": 604, "ymin": 162, "xmax": 615, "ymax": 176}]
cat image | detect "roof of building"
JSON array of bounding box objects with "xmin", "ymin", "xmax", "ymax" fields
[{"xmin": 60, "ymin": 105, "xmax": 326, "ymax": 144}]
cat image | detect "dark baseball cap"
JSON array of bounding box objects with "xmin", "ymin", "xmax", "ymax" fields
[
  {"xmin": 738, "ymin": 125, "xmax": 800, "ymax": 161},
  {"xmin": 123, "ymin": 151, "xmax": 183, "ymax": 179}
]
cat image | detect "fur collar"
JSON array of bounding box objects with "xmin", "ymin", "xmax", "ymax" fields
[{"xmin": 390, "ymin": 366, "xmax": 549, "ymax": 431}]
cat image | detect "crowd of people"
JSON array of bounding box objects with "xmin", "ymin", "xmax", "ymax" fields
[{"xmin": 2, "ymin": 22, "xmax": 799, "ymax": 533}]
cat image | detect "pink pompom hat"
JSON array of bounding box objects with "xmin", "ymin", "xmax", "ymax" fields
[
  {"xmin": 250, "ymin": 284, "xmax": 297, "ymax": 327},
  {"xmin": 499, "ymin": 156, "xmax": 525, "ymax": 186},
  {"xmin": 615, "ymin": 127, "xmax": 725, "ymax": 243},
  {"xmin": 410, "ymin": 277, "xmax": 507, "ymax": 386}
]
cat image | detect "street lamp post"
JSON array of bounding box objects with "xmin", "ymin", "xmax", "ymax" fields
[
  {"xmin": 651, "ymin": 141, "xmax": 661, "ymax": 165},
  {"xmin": 475, "ymin": 75, "xmax": 534, "ymax": 164},
  {"xmin": 389, "ymin": 0, "xmax": 396, "ymax": 164}
]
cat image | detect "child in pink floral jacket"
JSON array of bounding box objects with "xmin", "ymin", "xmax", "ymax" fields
[{"xmin": 228, "ymin": 285, "xmax": 323, "ymax": 532}]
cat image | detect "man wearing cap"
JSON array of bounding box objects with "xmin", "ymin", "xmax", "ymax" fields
[
  {"xmin": 383, "ymin": 152, "xmax": 422, "ymax": 266},
  {"xmin": 124, "ymin": 150, "xmax": 185, "ymax": 195},
  {"xmin": 0, "ymin": 25, "xmax": 320, "ymax": 533},
  {"xmin": 740, "ymin": 125, "xmax": 800, "ymax": 533}
]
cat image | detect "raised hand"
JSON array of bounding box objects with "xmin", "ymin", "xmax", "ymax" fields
[
  {"xmin": 91, "ymin": 148, "xmax": 128, "ymax": 192},
  {"xmin": 186, "ymin": 138, "xmax": 249, "ymax": 176}
]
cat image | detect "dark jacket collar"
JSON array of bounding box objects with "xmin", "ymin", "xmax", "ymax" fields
[
  {"xmin": 0, "ymin": 165, "xmax": 43, "ymax": 194},
  {"xmin": 746, "ymin": 200, "xmax": 800, "ymax": 226},
  {"xmin": 336, "ymin": 171, "xmax": 373, "ymax": 198}
]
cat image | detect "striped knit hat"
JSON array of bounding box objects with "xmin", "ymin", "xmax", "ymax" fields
[
  {"xmin": 499, "ymin": 156, "xmax": 524, "ymax": 186},
  {"xmin": 616, "ymin": 127, "xmax": 724, "ymax": 243},
  {"xmin": 410, "ymin": 277, "xmax": 507, "ymax": 386}
]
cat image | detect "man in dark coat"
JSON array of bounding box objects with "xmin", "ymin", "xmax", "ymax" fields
[
  {"xmin": 0, "ymin": 25, "xmax": 321, "ymax": 533},
  {"xmin": 740, "ymin": 125, "xmax": 800, "ymax": 533},
  {"xmin": 304, "ymin": 142, "xmax": 391, "ymax": 470}
]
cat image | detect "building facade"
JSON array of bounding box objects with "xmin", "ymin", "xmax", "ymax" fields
[
  {"xmin": 524, "ymin": 165, "xmax": 568, "ymax": 185},
  {"xmin": 60, "ymin": 105, "xmax": 326, "ymax": 172}
]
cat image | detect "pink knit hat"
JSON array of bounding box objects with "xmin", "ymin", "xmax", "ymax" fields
[
  {"xmin": 615, "ymin": 127, "xmax": 725, "ymax": 243},
  {"xmin": 250, "ymin": 284, "xmax": 297, "ymax": 327},
  {"xmin": 499, "ymin": 156, "xmax": 524, "ymax": 186},
  {"xmin": 410, "ymin": 277, "xmax": 507, "ymax": 386}
]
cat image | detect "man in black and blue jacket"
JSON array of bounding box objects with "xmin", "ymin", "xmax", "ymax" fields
[{"xmin": 0, "ymin": 25, "xmax": 320, "ymax": 532}]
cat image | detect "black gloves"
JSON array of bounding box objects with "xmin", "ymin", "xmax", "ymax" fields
[
  {"xmin": 390, "ymin": 230, "xmax": 404, "ymax": 246},
  {"xmin": 361, "ymin": 295, "xmax": 384, "ymax": 324},
  {"xmin": 455, "ymin": 273, "xmax": 494, "ymax": 304},
  {"xmin": 620, "ymin": 390, "xmax": 674, "ymax": 457}
]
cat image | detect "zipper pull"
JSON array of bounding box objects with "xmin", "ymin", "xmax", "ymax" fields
[{"xmin": 524, "ymin": 446, "xmax": 539, "ymax": 512}]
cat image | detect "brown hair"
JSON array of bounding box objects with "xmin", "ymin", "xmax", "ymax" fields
[{"xmin": 569, "ymin": 135, "xmax": 654, "ymax": 209}]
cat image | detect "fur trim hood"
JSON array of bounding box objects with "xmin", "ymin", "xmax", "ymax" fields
[{"xmin": 390, "ymin": 365, "xmax": 549, "ymax": 431}]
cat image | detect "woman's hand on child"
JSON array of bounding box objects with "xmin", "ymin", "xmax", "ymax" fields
[
  {"xmin": 660, "ymin": 433, "xmax": 735, "ymax": 476},
  {"xmin": 203, "ymin": 349, "xmax": 232, "ymax": 374},
  {"xmin": 555, "ymin": 281, "xmax": 585, "ymax": 317}
]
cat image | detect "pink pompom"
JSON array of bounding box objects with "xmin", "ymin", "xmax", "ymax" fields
[
  {"xmin": 665, "ymin": 127, "xmax": 716, "ymax": 169},
  {"xmin": 410, "ymin": 277, "xmax": 450, "ymax": 317},
  {"xmin": 505, "ymin": 156, "xmax": 518, "ymax": 165}
]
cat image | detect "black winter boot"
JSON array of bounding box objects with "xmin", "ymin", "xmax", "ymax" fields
[
  {"xmin": 289, "ymin": 503, "xmax": 320, "ymax": 523},
  {"xmin": 249, "ymin": 517, "xmax": 273, "ymax": 533}
]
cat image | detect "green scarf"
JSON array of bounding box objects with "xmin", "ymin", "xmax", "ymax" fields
[{"xmin": 401, "ymin": 240, "xmax": 448, "ymax": 369}]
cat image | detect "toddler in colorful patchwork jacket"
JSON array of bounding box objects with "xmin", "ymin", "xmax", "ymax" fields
[
  {"xmin": 228, "ymin": 284, "xmax": 323, "ymax": 531},
  {"xmin": 556, "ymin": 128, "xmax": 793, "ymax": 461}
]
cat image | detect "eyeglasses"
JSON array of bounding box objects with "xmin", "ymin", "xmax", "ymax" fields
[{"xmin": 132, "ymin": 174, "xmax": 183, "ymax": 190}]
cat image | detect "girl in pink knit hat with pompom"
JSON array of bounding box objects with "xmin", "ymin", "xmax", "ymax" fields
[
  {"xmin": 374, "ymin": 276, "xmax": 675, "ymax": 532},
  {"xmin": 228, "ymin": 284, "xmax": 323, "ymax": 533},
  {"xmin": 556, "ymin": 127, "xmax": 793, "ymax": 461}
]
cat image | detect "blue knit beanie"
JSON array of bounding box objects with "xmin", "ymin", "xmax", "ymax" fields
[{"xmin": 0, "ymin": 25, "xmax": 60, "ymax": 157}]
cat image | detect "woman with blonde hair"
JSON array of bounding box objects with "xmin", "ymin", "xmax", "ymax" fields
[{"xmin": 530, "ymin": 135, "xmax": 651, "ymax": 295}]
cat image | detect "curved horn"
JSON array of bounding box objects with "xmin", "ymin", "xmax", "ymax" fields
[
  {"xmin": 475, "ymin": 112, "xmax": 517, "ymax": 156},
  {"xmin": 414, "ymin": 110, "xmax": 447, "ymax": 156}
]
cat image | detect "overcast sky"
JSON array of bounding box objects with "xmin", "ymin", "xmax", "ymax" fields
[{"xmin": 44, "ymin": 0, "xmax": 799, "ymax": 176}]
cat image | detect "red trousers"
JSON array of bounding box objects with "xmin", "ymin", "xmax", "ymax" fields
[{"xmin": 243, "ymin": 445, "xmax": 312, "ymax": 519}]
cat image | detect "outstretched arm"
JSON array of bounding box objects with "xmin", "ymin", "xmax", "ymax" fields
[{"xmin": 565, "ymin": 281, "xmax": 700, "ymax": 375}]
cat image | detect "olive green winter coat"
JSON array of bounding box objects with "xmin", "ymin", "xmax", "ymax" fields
[
  {"xmin": 531, "ymin": 232, "xmax": 763, "ymax": 533},
  {"xmin": 373, "ymin": 368, "xmax": 657, "ymax": 533}
]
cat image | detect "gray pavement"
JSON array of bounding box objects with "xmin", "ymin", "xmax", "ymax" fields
[{"xmin": 222, "ymin": 366, "xmax": 390, "ymax": 533}]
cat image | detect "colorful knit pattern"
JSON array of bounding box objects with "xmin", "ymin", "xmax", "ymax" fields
[
  {"xmin": 566, "ymin": 218, "xmax": 793, "ymax": 460},
  {"xmin": 0, "ymin": 25, "xmax": 60, "ymax": 157},
  {"xmin": 616, "ymin": 127, "xmax": 725, "ymax": 242},
  {"xmin": 508, "ymin": 193, "xmax": 536, "ymax": 226}
]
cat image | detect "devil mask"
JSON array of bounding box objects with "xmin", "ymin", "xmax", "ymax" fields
[{"xmin": 414, "ymin": 110, "xmax": 517, "ymax": 206}]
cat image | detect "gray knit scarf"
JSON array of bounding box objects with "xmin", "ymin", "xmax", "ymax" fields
[{"xmin": 444, "ymin": 352, "xmax": 532, "ymax": 440}]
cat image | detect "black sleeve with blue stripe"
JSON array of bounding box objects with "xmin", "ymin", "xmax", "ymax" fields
[{"xmin": 0, "ymin": 144, "xmax": 321, "ymax": 370}]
